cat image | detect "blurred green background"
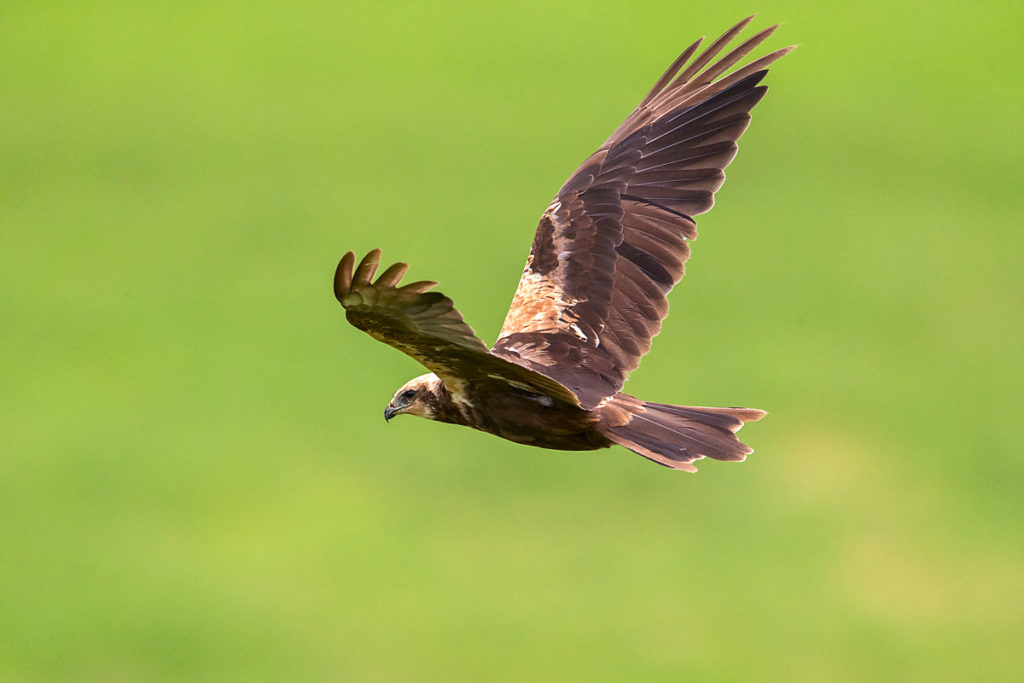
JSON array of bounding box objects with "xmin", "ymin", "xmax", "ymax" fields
[{"xmin": 3, "ymin": 0, "xmax": 1022, "ymax": 680}]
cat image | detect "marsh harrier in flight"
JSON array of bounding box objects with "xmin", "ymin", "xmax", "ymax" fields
[{"xmin": 334, "ymin": 17, "xmax": 791, "ymax": 470}]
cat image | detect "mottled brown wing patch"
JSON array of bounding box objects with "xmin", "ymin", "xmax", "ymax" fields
[
  {"xmin": 495, "ymin": 19, "xmax": 792, "ymax": 410},
  {"xmin": 335, "ymin": 250, "xmax": 580, "ymax": 406},
  {"xmin": 496, "ymin": 214, "xmax": 574, "ymax": 343},
  {"xmin": 497, "ymin": 195, "xmax": 618, "ymax": 345}
]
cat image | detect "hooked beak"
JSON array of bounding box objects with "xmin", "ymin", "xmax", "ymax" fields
[{"xmin": 384, "ymin": 404, "xmax": 398, "ymax": 422}]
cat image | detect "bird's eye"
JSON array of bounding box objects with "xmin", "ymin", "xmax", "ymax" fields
[{"xmin": 402, "ymin": 389, "xmax": 416, "ymax": 400}]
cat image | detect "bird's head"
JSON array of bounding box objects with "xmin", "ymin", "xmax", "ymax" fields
[{"xmin": 384, "ymin": 373, "xmax": 443, "ymax": 422}]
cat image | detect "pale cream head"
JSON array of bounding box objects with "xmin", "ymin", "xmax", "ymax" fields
[{"xmin": 384, "ymin": 372, "xmax": 443, "ymax": 421}]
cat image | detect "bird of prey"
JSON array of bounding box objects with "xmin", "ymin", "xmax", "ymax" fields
[{"xmin": 334, "ymin": 17, "xmax": 791, "ymax": 471}]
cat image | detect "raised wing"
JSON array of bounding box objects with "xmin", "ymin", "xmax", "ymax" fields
[
  {"xmin": 493, "ymin": 17, "xmax": 792, "ymax": 410},
  {"xmin": 334, "ymin": 250, "xmax": 580, "ymax": 406}
]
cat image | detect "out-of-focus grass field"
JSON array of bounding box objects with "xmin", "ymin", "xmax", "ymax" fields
[{"xmin": 3, "ymin": 0, "xmax": 1022, "ymax": 680}]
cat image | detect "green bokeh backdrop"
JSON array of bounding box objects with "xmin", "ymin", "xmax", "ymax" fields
[{"xmin": 3, "ymin": 0, "xmax": 1021, "ymax": 680}]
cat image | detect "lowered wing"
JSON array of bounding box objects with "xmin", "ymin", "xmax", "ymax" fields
[{"xmin": 334, "ymin": 250, "xmax": 580, "ymax": 406}]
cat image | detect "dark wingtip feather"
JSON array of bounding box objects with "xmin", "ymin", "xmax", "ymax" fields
[
  {"xmin": 353, "ymin": 249, "xmax": 382, "ymax": 286},
  {"xmin": 675, "ymin": 14, "xmax": 757, "ymax": 84},
  {"xmin": 334, "ymin": 251, "xmax": 356, "ymax": 302},
  {"xmin": 639, "ymin": 37, "xmax": 704, "ymax": 107},
  {"xmin": 398, "ymin": 280, "xmax": 439, "ymax": 295},
  {"xmin": 375, "ymin": 261, "xmax": 409, "ymax": 288},
  {"xmin": 735, "ymin": 408, "xmax": 768, "ymax": 424}
]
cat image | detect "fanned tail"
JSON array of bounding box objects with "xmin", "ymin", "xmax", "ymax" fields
[{"xmin": 598, "ymin": 394, "xmax": 765, "ymax": 472}]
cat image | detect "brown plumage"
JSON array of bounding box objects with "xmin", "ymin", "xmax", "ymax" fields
[{"xmin": 334, "ymin": 17, "xmax": 792, "ymax": 471}]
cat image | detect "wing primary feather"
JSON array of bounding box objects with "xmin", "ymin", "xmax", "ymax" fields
[
  {"xmin": 647, "ymin": 77, "xmax": 766, "ymax": 146},
  {"xmin": 644, "ymin": 117, "xmax": 749, "ymax": 155},
  {"xmin": 697, "ymin": 24, "xmax": 779, "ymax": 84},
  {"xmin": 674, "ymin": 14, "xmax": 756, "ymax": 85},
  {"xmin": 353, "ymin": 249, "xmax": 382, "ymax": 286},
  {"xmin": 703, "ymin": 46, "xmax": 795, "ymax": 95},
  {"xmin": 397, "ymin": 280, "xmax": 439, "ymax": 294},
  {"xmin": 375, "ymin": 261, "xmax": 409, "ymax": 288},
  {"xmin": 638, "ymin": 38, "xmax": 704, "ymax": 108},
  {"xmin": 334, "ymin": 251, "xmax": 356, "ymax": 303},
  {"xmin": 620, "ymin": 194, "xmax": 695, "ymax": 223}
]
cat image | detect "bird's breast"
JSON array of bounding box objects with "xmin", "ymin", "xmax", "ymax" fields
[{"xmin": 456, "ymin": 386, "xmax": 607, "ymax": 451}]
